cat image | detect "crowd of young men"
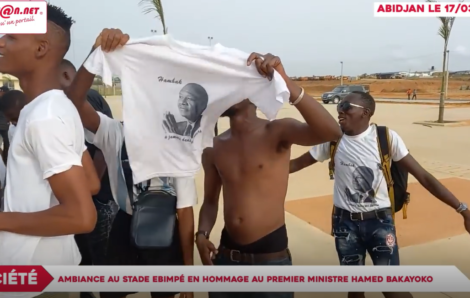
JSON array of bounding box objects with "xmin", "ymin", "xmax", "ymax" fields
[{"xmin": 0, "ymin": 3, "xmax": 469, "ymax": 298}]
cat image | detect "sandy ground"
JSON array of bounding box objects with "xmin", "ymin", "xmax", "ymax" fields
[
  {"xmin": 79, "ymin": 97, "xmax": 470, "ymax": 298},
  {"xmin": 297, "ymin": 78, "xmax": 470, "ymax": 100}
]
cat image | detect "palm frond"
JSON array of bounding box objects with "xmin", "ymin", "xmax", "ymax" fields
[
  {"xmin": 428, "ymin": 0, "xmax": 461, "ymax": 41},
  {"xmin": 139, "ymin": 0, "xmax": 167, "ymax": 34}
]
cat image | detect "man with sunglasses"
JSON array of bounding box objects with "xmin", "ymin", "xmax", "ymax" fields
[{"xmin": 290, "ymin": 91, "xmax": 470, "ymax": 298}]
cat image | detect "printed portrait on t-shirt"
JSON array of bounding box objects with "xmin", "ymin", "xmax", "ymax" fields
[
  {"xmin": 345, "ymin": 166, "xmax": 378, "ymax": 204},
  {"xmin": 163, "ymin": 83, "xmax": 208, "ymax": 139}
]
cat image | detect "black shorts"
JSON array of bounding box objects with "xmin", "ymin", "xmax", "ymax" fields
[{"xmin": 100, "ymin": 209, "xmax": 183, "ymax": 298}]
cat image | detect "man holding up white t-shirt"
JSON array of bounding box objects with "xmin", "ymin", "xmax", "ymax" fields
[
  {"xmin": 65, "ymin": 29, "xmax": 196, "ymax": 298},
  {"xmin": 290, "ymin": 91, "xmax": 470, "ymax": 298}
]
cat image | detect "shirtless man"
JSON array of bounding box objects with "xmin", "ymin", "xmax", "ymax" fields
[{"xmin": 196, "ymin": 53, "xmax": 342, "ymax": 298}]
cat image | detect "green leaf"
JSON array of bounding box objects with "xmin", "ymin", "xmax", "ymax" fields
[{"xmin": 139, "ymin": 0, "xmax": 167, "ymax": 34}]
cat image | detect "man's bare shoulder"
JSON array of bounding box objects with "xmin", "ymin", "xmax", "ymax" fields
[
  {"xmin": 266, "ymin": 118, "xmax": 300, "ymax": 131},
  {"xmin": 214, "ymin": 128, "xmax": 231, "ymax": 142}
]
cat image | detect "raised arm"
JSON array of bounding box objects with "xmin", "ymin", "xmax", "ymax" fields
[
  {"xmin": 64, "ymin": 29, "xmax": 129, "ymax": 133},
  {"xmin": 248, "ymin": 53, "xmax": 342, "ymax": 146},
  {"xmin": 0, "ymin": 118, "xmax": 96, "ymax": 236}
]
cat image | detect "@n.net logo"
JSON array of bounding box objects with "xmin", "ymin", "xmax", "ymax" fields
[{"xmin": 0, "ymin": 1, "xmax": 47, "ymax": 34}]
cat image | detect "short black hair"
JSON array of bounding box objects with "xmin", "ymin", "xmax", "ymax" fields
[
  {"xmin": 47, "ymin": 4, "xmax": 74, "ymax": 53},
  {"xmin": 351, "ymin": 91, "xmax": 375, "ymax": 115},
  {"xmin": 0, "ymin": 90, "xmax": 26, "ymax": 112},
  {"xmin": 61, "ymin": 59, "xmax": 76, "ymax": 72}
]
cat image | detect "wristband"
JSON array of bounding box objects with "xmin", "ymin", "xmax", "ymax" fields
[{"xmin": 290, "ymin": 87, "xmax": 304, "ymax": 105}]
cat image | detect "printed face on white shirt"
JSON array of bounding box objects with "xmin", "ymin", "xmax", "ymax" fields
[
  {"xmin": 178, "ymin": 83, "xmax": 208, "ymax": 123},
  {"xmin": 310, "ymin": 125, "xmax": 409, "ymax": 212}
]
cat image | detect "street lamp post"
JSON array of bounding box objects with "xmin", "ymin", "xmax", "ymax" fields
[
  {"xmin": 445, "ymin": 50, "xmax": 450, "ymax": 100},
  {"xmin": 340, "ymin": 61, "xmax": 344, "ymax": 85},
  {"xmin": 208, "ymin": 36, "xmax": 217, "ymax": 135}
]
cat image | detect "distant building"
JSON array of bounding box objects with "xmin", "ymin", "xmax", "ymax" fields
[
  {"xmin": 371, "ymin": 71, "xmax": 434, "ymax": 79},
  {"xmin": 450, "ymin": 70, "xmax": 470, "ymax": 76},
  {"xmin": 0, "ymin": 73, "xmax": 20, "ymax": 90},
  {"xmin": 405, "ymin": 71, "xmax": 433, "ymax": 77},
  {"xmin": 372, "ymin": 72, "xmax": 401, "ymax": 79}
]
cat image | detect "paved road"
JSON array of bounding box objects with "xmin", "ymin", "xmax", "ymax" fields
[
  {"xmin": 321, "ymin": 98, "xmax": 470, "ymax": 104},
  {"xmin": 374, "ymin": 98, "xmax": 470, "ymax": 104}
]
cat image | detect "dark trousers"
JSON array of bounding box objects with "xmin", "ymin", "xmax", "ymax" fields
[
  {"xmin": 75, "ymin": 199, "xmax": 117, "ymax": 298},
  {"xmin": 332, "ymin": 208, "xmax": 400, "ymax": 266},
  {"xmin": 0, "ymin": 129, "xmax": 8, "ymax": 162},
  {"xmin": 88, "ymin": 198, "xmax": 119, "ymax": 265},
  {"xmin": 75, "ymin": 198, "xmax": 118, "ymax": 266},
  {"xmin": 209, "ymin": 249, "xmax": 293, "ymax": 298},
  {"xmin": 0, "ymin": 129, "xmax": 8, "ymax": 148},
  {"xmin": 100, "ymin": 210, "xmax": 182, "ymax": 298},
  {"xmin": 412, "ymin": 94, "xmax": 416, "ymax": 100}
]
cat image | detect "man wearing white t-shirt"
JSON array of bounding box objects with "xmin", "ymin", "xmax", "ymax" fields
[
  {"xmin": 290, "ymin": 91, "xmax": 470, "ymax": 298},
  {"xmin": 65, "ymin": 29, "xmax": 196, "ymax": 298},
  {"xmin": 0, "ymin": 4, "xmax": 97, "ymax": 298}
]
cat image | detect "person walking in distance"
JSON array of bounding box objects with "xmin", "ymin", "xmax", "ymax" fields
[
  {"xmin": 0, "ymin": 86, "xmax": 10, "ymax": 163},
  {"xmin": 196, "ymin": 53, "xmax": 342, "ymax": 298},
  {"xmin": 406, "ymin": 88, "xmax": 411, "ymax": 100},
  {"xmin": 64, "ymin": 29, "xmax": 196, "ymax": 298},
  {"xmin": 289, "ymin": 91, "xmax": 470, "ymax": 298},
  {"xmin": 412, "ymin": 89, "xmax": 417, "ymax": 100}
]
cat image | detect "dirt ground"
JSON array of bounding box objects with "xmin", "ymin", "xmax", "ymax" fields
[
  {"xmin": 285, "ymin": 177, "xmax": 470, "ymax": 248},
  {"xmin": 298, "ymin": 78, "xmax": 470, "ymax": 100}
]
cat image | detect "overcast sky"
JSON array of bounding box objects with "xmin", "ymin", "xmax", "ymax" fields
[{"xmin": 54, "ymin": 0, "xmax": 470, "ymax": 76}]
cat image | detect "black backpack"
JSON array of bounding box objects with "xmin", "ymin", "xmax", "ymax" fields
[{"xmin": 328, "ymin": 124, "xmax": 410, "ymax": 219}]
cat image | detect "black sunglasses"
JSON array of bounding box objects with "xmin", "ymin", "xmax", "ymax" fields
[{"xmin": 337, "ymin": 101, "xmax": 365, "ymax": 112}]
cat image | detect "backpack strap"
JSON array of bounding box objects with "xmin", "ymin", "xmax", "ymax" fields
[
  {"xmin": 328, "ymin": 138, "xmax": 341, "ymax": 180},
  {"xmin": 328, "ymin": 139, "xmax": 341, "ymax": 237},
  {"xmin": 375, "ymin": 125, "xmax": 396, "ymax": 219}
]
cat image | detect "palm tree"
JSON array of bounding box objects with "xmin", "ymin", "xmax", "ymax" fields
[
  {"xmin": 140, "ymin": 0, "xmax": 168, "ymax": 34},
  {"xmin": 426, "ymin": 0, "xmax": 461, "ymax": 122}
]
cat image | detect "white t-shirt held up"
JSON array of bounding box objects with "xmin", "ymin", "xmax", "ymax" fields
[
  {"xmin": 310, "ymin": 125, "xmax": 409, "ymax": 213},
  {"xmin": 84, "ymin": 34, "xmax": 289, "ymax": 183}
]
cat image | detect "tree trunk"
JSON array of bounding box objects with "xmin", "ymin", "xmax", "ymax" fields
[{"xmin": 438, "ymin": 48, "xmax": 447, "ymax": 123}]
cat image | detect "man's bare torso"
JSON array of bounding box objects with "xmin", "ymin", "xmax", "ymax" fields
[{"xmin": 212, "ymin": 119, "xmax": 290, "ymax": 245}]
